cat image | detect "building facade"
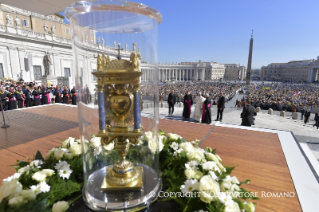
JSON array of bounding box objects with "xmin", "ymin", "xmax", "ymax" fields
[
  {"xmin": 0, "ymin": 4, "xmax": 248, "ymax": 92},
  {"xmin": 260, "ymin": 57, "xmax": 319, "ymax": 82},
  {"xmin": 224, "ymin": 64, "xmax": 246, "ymax": 81}
]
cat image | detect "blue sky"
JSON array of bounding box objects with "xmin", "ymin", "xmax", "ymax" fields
[{"xmin": 61, "ymin": 0, "xmax": 319, "ymax": 69}]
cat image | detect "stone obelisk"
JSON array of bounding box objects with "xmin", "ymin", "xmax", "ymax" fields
[{"xmin": 246, "ymin": 30, "xmax": 254, "ymax": 86}]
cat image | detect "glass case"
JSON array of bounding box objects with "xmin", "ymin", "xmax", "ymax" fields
[{"xmin": 65, "ymin": 1, "xmax": 162, "ymax": 210}]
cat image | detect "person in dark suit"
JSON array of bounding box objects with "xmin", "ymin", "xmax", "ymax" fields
[
  {"xmin": 54, "ymin": 86, "xmax": 62, "ymax": 103},
  {"xmin": 0, "ymin": 87, "xmax": 9, "ymax": 111},
  {"xmin": 24, "ymin": 86, "xmax": 32, "ymax": 107},
  {"xmin": 304, "ymin": 110, "xmax": 311, "ymax": 124},
  {"xmin": 202, "ymin": 93, "xmax": 212, "ymax": 124},
  {"xmin": 183, "ymin": 91, "xmax": 193, "ymax": 119},
  {"xmin": 62, "ymin": 87, "xmax": 69, "ymax": 104},
  {"xmin": 241, "ymin": 99, "xmax": 255, "ymax": 127},
  {"xmin": 71, "ymin": 86, "xmax": 77, "ymax": 105},
  {"xmin": 167, "ymin": 90, "xmax": 176, "ymax": 115},
  {"xmin": 215, "ymin": 92, "xmax": 225, "ymax": 121},
  {"xmin": 313, "ymin": 112, "xmax": 319, "ymax": 129}
]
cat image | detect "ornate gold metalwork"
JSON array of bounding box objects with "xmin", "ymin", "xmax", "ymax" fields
[{"xmin": 93, "ymin": 52, "xmax": 143, "ymax": 190}]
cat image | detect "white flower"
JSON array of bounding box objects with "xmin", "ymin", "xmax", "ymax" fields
[
  {"xmin": 144, "ymin": 131, "xmax": 153, "ymax": 141},
  {"xmin": 45, "ymin": 148, "xmax": 56, "ymax": 160},
  {"xmin": 209, "ymin": 171, "xmax": 219, "ymax": 181},
  {"xmin": 198, "ymin": 175, "xmax": 220, "ymax": 203},
  {"xmin": 186, "ymin": 148, "xmax": 205, "ymax": 163},
  {"xmin": 54, "ymin": 149, "xmax": 65, "ymax": 160},
  {"xmin": 215, "ymin": 154, "xmax": 222, "ymax": 161},
  {"xmin": 69, "ymin": 143, "xmax": 81, "ymax": 156},
  {"xmin": 170, "ymin": 142, "xmax": 179, "ymax": 150},
  {"xmin": 202, "ymin": 161, "xmax": 217, "ymax": 171},
  {"xmin": 179, "ymin": 142, "xmax": 194, "ymax": 153},
  {"xmin": 184, "ymin": 169, "xmax": 196, "ymax": 179},
  {"xmin": 19, "ymin": 189, "xmax": 36, "ymax": 201},
  {"xmin": 243, "ymin": 201, "xmax": 255, "ymax": 212},
  {"xmin": 219, "ymin": 192, "xmax": 234, "ymax": 206},
  {"xmin": 58, "ymin": 168, "xmax": 72, "ymax": 180},
  {"xmin": 30, "ymin": 160, "xmax": 43, "ymax": 169},
  {"xmin": 230, "ymin": 176, "xmax": 240, "ymax": 184},
  {"xmin": 64, "ymin": 152, "xmax": 74, "ymax": 159},
  {"xmin": 159, "ymin": 135, "xmax": 166, "ymax": 145},
  {"xmin": 168, "ymin": 133, "xmax": 180, "ymax": 141},
  {"xmin": 158, "ymin": 137, "xmax": 164, "ymax": 152},
  {"xmin": 32, "ymin": 169, "xmax": 54, "ymax": 182},
  {"xmin": 93, "ymin": 146, "xmax": 102, "ymax": 156},
  {"xmin": 30, "ymin": 182, "xmax": 50, "ymax": 195},
  {"xmin": 103, "ymin": 141, "xmax": 114, "ymax": 151},
  {"xmin": 8, "ymin": 195, "xmax": 24, "ymax": 206},
  {"xmin": 52, "ymin": 201, "xmax": 69, "ymax": 212},
  {"xmin": 3, "ymin": 173, "xmax": 22, "ymax": 184},
  {"xmin": 17, "ymin": 165, "xmax": 31, "ymax": 174},
  {"xmin": 224, "ymin": 202, "xmax": 240, "ymax": 212},
  {"xmin": 0, "ymin": 180, "xmax": 22, "ymax": 202},
  {"xmin": 185, "ymin": 161, "xmax": 199, "ymax": 170},
  {"xmin": 148, "ymin": 138, "xmax": 158, "ymax": 154},
  {"xmin": 180, "ymin": 179, "xmax": 198, "ymax": 194},
  {"xmin": 54, "ymin": 161, "xmax": 70, "ymax": 171},
  {"xmin": 90, "ymin": 136, "xmax": 101, "ymax": 149},
  {"xmin": 205, "ymin": 152, "xmax": 219, "ymax": 162}
]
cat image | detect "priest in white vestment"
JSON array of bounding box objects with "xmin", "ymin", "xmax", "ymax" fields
[{"xmin": 192, "ymin": 93, "xmax": 206, "ymax": 122}]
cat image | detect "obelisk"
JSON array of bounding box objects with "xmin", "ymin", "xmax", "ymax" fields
[{"xmin": 246, "ymin": 30, "xmax": 254, "ymax": 86}]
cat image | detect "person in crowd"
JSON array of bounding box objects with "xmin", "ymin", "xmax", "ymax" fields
[
  {"xmin": 16, "ymin": 86, "xmax": 25, "ymax": 108},
  {"xmin": 167, "ymin": 90, "xmax": 176, "ymax": 116},
  {"xmin": 42, "ymin": 85, "xmax": 50, "ymax": 104},
  {"xmin": 215, "ymin": 92, "xmax": 225, "ymax": 122},
  {"xmin": 183, "ymin": 91, "xmax": 193, "ymax": 119},
  {"xmin": 202, "ymin": 93, "xmax": 212, "ymax": 124},
  {"xmin": 54, "ymin": 86, "xmax": 61, "ymax": 103},
  {"xmin": 32, "ymin": 86, "xmax": 41, "ymax": 106},
  {"xmin": 62, "ymin": 87, "xmax": 69, "ymax": 104},
  {"xmin": 0, "ymin": 87, "xmax": 9, "ymax": 111},
  {"xmin": 71, "ymin": 86, "xmax": 77, "ymax": 105},
  {"xmin": 304, "ymin": 110, "xmax": 311, "ymax": 124},
  {"xmin": 8, "ymin": 88, "xmax": 16, "ymax": 110},
  {"xmin": 300, "ymin": 105, "xmax": 305, "ymax": 120},
  {"xmin": 192, "ymin": 92, "xmax": 205, "ymax": 122},
  {"xmin": 313, "ymin": 111, "xmax": 319, "ymax": 129},
  {"xmin": 241, "ymin": 99, "xmax": 255, "ymax": 127},
  {"xmin": 24, "ymin": 86, "xmax": 32, "ymax": 107}
]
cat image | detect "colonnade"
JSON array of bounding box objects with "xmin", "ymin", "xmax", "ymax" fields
[{"xmin": 158, "ymin": 68, "xmax": 205, "ymax": 82}]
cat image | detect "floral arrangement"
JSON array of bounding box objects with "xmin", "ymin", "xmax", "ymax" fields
[
  {"xmin": 159, "ymin": 130, "xmax": 258, "ymax": 212},
  {"xmin": 0, "ymin": 131, "xmax": 257, "ymax": 212}
]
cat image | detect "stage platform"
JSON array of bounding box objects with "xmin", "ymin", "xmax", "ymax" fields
[{"xmin": 0, "ymin": 104, "xmax": 318, "ymax": 212}]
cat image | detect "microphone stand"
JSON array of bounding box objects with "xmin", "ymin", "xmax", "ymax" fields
[{"xmin": 0, "ymin": 99, "xmax": 10, "ymax": 128}]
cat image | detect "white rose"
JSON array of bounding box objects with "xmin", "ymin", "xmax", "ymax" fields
[
  {"xmin": 69, "ymin": 144, "xmax": 81, "ymax": 156},
  {"xmin": 61, "ymin": 138, "xmax": 72, "ymax": 148},
  {"xmin": 90, "ymin": 136, "xmax": 101, "ymax": 149},
  {"xmin": 243, "ymin": 201, "xmax": 255, "ymax": 212},
  {"xmin": 8, "ymin": 195, "xmax": 24, "ymax": 206},
  {"xmin": 184, "ymin": 169, "xmax": 196, "ymax": 179},
  {"xmin": 205, "ymin": 152, "xmax": 219, "ymax": 162},
  {"xmin": 0, "ymin": 180, "xmax": 22, "ymax": 202},
  {"xmin": 54, "ymin": 149, "xmax": 65, "ymax": 160},
  {"xmin": 193, "ymin": 170, "xmax": 203, "ymax": 180},
  {"xmin": 202, "ymin": 161, "xmax": 217, "ymax": 171},
  {"xmin": 64, "ymin": 152, "xmax": 74, "ymax": 160},
  {"xmin": 179, "ymin": 142, "xmax": 194, "ymax": 154},
  {"xmin": 103, "ymin": 142, "xmax": 114, "ymax": 151},
  {"xmin": 186, "ymin": 148, "xmax": 205, "ymax": 163},
  {"xmin": 224, "ymin": 202, "xmax": 240, "ymax": 212},
  {"xmin": 148, "ymin": 138, "xmax": 157, "ymax": 154},
  {"xmin": 144, "ymin": 131, "xmax": 153, "ymax": 141},
  {"xmin": 83, "ymin": 143, "xmax": 89, "ymax": 154},
  {"xmin": 45, "ymin": 148, "xmax": 56, "ymax": 160},
  {"xmin": 220, "ymin": 181, "xmax": 232, "ymax": 192},
  {"xmin": 19, "ymin": 189, "xmax": 36, "ymax": 201},
  {"xmin": 32, "ymin": 169, "xmax": 54, "ymax": 182},
  {"xmin": 158, "ymin": 138, "xmax": 164, "ymax": 152},
  {"xmin": 198, "ymin": 175, "xmax": 220, "ymax": 203},
  {"xmin": 159, "ymin": 135, "xmax": 166, "ymax": 144},
  {"xmin": 168, "ymin": 133, "xmax": 180, "ymax": 140},
  {"xmin": 18, "ymin": 165, "xmax": 31, "ymax": 174},
  {"xmin": 52, "ymin": 201, "xmax": 69, "ymax": 212}
]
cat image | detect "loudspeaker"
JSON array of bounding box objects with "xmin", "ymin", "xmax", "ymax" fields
[{"xmin": 24, "ymin": 58, "xmax": 29, "ymax": 71}]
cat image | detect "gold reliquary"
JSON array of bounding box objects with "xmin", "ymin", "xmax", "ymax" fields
[{"xmin": 92, "ymin": 52, "xmax": 143, "ymax": 190}]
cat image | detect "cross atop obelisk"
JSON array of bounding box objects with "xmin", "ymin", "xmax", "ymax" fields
[{"xmin": 246, "ymin": 30, "xmax": 254, "ymax": 86}]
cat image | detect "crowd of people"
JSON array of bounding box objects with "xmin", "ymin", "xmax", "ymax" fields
[{"xmin": 0, "ymin": 79, "xmax": 85, "ymax": 111}]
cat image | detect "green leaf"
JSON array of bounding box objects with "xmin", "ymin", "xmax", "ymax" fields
[
  {"xmin": 240, "ymin": 179, "xmax": 250, "ymax": 185},
  {"xmin": 35, "ymin": 151, "xmax": 44, "ymax": 160}
]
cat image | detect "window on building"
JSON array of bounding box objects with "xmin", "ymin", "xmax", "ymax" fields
[
  {"xmin": 33, "ymin": 66, "xmax": 42, "ymax": 80},
  {"xmin": 64, "ymin": 68, "xmax": 71, "ymax": 77},
  {"xmin": 0, "ymin": 63, "xmax": 4, "ymax": 79},
  {"xmin": 22, "ymin": 20, "xmax": 29, "ymax": 27},
  {"xmin": 66, "ymin": 28, "xmax": 70, "ymax": 34}
]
